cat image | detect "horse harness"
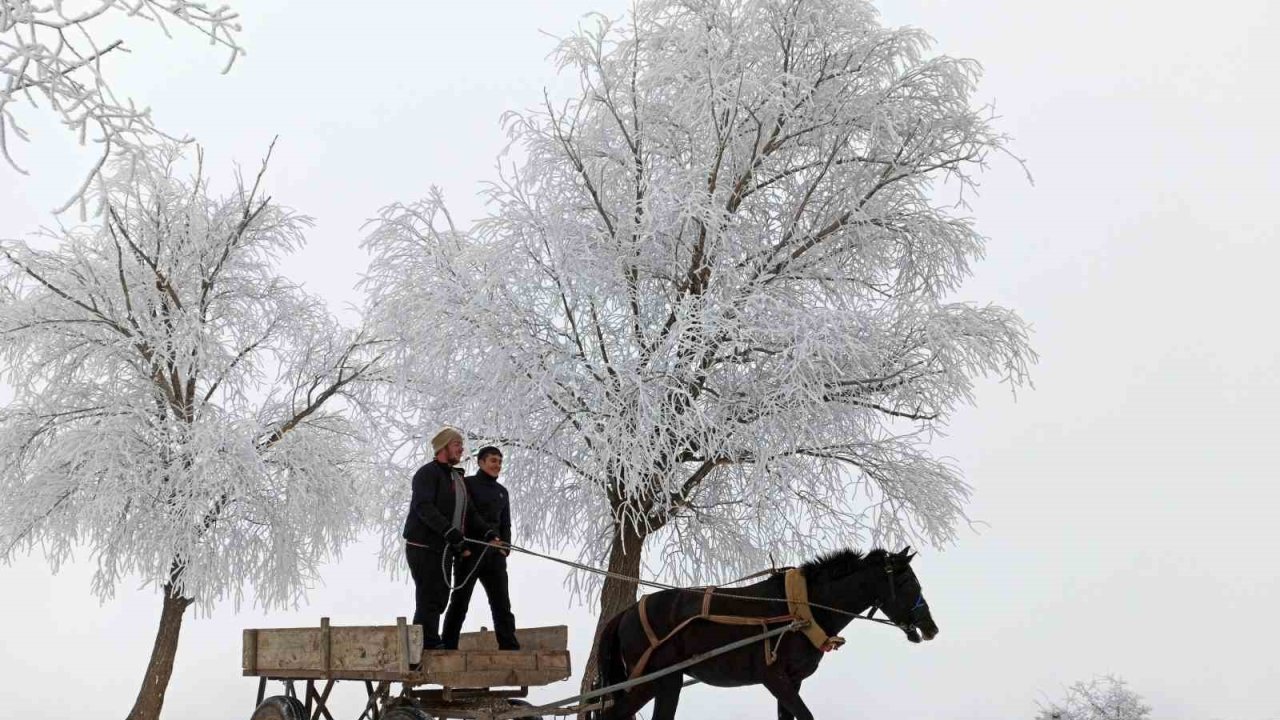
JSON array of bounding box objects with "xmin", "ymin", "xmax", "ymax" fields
[{"xmin": 627, "ymin": 568, "xmax": 846, "ymax": 679}]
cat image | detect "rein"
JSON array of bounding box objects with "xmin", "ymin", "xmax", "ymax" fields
[
  {"xmin": 442, "ymin": 542, "xmax": 492, "ymax": 591},
  {"xmin": 467, "ymin": 538, "xmax": 911, "ymax": 633}
]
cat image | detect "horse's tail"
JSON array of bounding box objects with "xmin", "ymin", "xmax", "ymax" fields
[{"xmin": 592, "ymin": 609, "xmax": 629, "ymax": 720}]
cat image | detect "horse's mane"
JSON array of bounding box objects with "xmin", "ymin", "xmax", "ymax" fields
[{"xmin": 799, "ymin": 547, "xmax": 890, "ymax": 584}]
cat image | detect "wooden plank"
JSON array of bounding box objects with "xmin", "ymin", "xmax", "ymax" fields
[
  {"xmin": 243, "ymin": 629, "xmax": 259, "ymax": 673},
  {"xmin": 419, "ymin": 651, "xmax": 468, "ymax": 674},
  {"xmin": 465, "ymin": 652, "xmax": 538, "ymax": 672},
  {"xmin": 246, "ymin": 624, "xmax": 423, "ymax": 675},
  {"xmin": 456, "ymin": 625, "xmax": 568, "ymax": 652},
  {"xmin": 243, "ymin": 623, "xmax": 568, "ymax": 688},
  {"xmin": 256, "ymin": 627, "xmax": 320, "ymax": 671},
  {"xmin": 245, "ymin": 668, "xmax": 406, "ymax": 681},
  {"xmin": 319, "ymin": 618, "xmax": 331, "ymax": 676},
  {"xmin": 332, "ymin": 625, "xmax": 423, "ymax": 672},
  {"xmin": 537, "ymin": 652, "xmax": 571, "ymax": 671},
  {"xmin": 423, "ymin": 666, "xmax": 570, "ymax": 689},
  {"xmin": 240, "ymin": 654, "xmax": 571, "ymax": 688},
  {"xmin": 420, "ymin": 650, "xmax": 571, "ymax": 689},
  {"xmin": 396, "ymin": 617, "xmax": 409, "ymax": 675},
  {"xmin": 311, "ymin": 679, "xmax": 336, "ymax": 720}
]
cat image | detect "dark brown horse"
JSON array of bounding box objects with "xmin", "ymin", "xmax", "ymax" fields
[{"xmin": 592, "ymin": 547, "xmax": 937, "ymax": 720}]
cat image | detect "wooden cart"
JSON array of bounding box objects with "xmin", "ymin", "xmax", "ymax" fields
[{"xmin": 242, "ymin": 618, "xmax": 572, "ymax": 720}]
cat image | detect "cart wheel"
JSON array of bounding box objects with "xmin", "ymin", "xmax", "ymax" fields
[
  {"xmin": 382, "ymin": 707, "xmax": 435, "ymax": 720},
  {"xmin": 506, "ymin": 698, "xmax": 547, "ymax": 719},
  {"xmin": 250, "ymin": 695, "xmax": 306, "ymax": 720}
]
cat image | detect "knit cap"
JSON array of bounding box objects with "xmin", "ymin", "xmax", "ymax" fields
[{"xmin": 431, "ymin": 427, "xmax": 463, "ymax": 454}]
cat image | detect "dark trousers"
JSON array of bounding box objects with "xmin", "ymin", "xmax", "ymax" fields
[
  {"xmin": 406, "ymin": 543, "xmax": 450, "ymax": 648},
  {"xmin": 441, "ymin": 550, "xmax": 519, "ymax": 650}
]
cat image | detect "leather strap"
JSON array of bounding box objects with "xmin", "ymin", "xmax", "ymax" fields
[
  {"xmin": 638, "ymin": 594, "xmax": 659, "ymax": 645},
  {"xmin": 627, "ymin": 586, "xmax": 799, "ymax": 679}
]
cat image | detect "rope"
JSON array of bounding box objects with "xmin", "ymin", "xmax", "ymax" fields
[
  {"xmin": 442, "ymin": 543, "xmax": 492, "ymax": 591},
  {"xmin": 467, "ymin": 538, "xmax": 901, "ymax": 629}
]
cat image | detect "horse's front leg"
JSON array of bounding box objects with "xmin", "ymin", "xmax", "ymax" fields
[
  {"xmin": 774, "ymin": 678, "xmax": 803, "ymax": 720},
  {"xmin": 763, "ymin": 672, "xmax": 812, "ymax": 720},
  {"xmin": 649, "ymin": 671, "xmax": 684, "ymax": 720},
  {"xmin": 605, "ymin": 679, "xmax": 660, "ymax": 720}
]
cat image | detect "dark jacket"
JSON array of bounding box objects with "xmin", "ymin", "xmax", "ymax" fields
[
  {"xmin": 402, "ymin": 460, "xmax": 496, "ymax": 548},
  {"xmin": 463, "ymin": 470, "xmax": 511, "ymax": 544}
]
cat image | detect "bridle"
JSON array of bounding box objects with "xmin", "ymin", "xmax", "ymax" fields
[{"xmin": 864, "ymin": 557, "xmax": 929, "ymax": 640}]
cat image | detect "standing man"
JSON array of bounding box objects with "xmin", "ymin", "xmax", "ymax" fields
[
  {"xmin": 441, "ymin": 446, "xmax": 520, "ymax": 650},
  {"xmin": 403, "ymin": 427, "xmax": 501, "ymax": 649}
]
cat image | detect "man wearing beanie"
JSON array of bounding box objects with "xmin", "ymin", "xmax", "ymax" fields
[
  {"xmin": 402, "ymin": 427, "xmax": 501, "ymax": 650},
  {"xmin": 441, "ymin": 445, "xmax": 520, "ymax": 651}
]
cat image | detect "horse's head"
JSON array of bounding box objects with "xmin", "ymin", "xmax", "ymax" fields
[{"xmin": 873, "ymin": 547, "xmax": 938, "ymax": 643}]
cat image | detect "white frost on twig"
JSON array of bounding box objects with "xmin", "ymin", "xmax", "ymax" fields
[
  {"xmin": 0, "ymin": 145, "xmax": 390, "ymax": 609},
  {"xmin": 362, "ymin": 0, "xmax": 1035, "ymax": 599},
  {"xmin": 1, "ymin": 1, "xmax": 244, "ymax": 216}
]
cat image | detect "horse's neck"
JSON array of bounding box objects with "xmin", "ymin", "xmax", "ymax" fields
[{"xmin": 807, "ymin": 570, "xmax": 875, "ymax": 635}]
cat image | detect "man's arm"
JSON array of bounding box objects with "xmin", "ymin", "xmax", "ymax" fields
[
  {"xmin": 411, "ymin": 465, "xmax": 454, "ymax": 538},
  {"xmin": 465, "ymin": 500, "xmax": 499, "ymax": 542}
]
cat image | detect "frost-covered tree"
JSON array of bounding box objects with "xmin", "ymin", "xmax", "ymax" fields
[
  {"xmin": 1037, "ymin": 675, "xmax": 1153, "ymax": 720},
  {"xmin": 1, "ymin": 1, "xmax": 243, "ymax": 213},
  {"xmin": 0, "ymin": 146, "xmax": 384, "ymax": 720},
  {"xmin": 363, "ymin": 0, "xmax": 1033, "ymax": 677}
]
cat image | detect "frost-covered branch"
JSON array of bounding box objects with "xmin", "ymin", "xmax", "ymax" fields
[
  {"xmin": 1037, "ymin": 675, "xmax": 1153, "ymax": 720},
  {"xmin": 364, "ymin": 0, "xmax": 1034, "ymax": 600},
  {"xmin": 0, "ymin": 145, "xmax": 386, "ymax": 611},
  {"xmin": 1, "ymin": 0, "xmax": 244, "ymax": 214}
]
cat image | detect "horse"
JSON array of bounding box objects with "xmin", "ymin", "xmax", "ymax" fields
[{"xmin": 592, "ymin": 547, "xmax": 938, "ymax": 720}]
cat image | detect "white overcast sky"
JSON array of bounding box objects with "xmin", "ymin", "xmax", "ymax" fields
[{"xmin": 1, "ymin": 2, "xmax": 1278, "ymax": 719}]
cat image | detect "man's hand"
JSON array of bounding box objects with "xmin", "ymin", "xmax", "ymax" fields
[{"xmin": 488, "ymin": 538, "xmax": 510, "ymax": 557}]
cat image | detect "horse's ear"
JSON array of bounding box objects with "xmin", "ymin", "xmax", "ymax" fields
[{"xmin": 897, "ymin": 546, "xmax": 912, "ymax": 558}]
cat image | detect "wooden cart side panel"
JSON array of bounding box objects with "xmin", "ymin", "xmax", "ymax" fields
[
  {"xmin": 419, "ymin": 650, "xmax": 571, "ymax": 688},
  {"xmin": 241, "ymin": 650, "xmax": 571, "ymax": 687},
  {"xmin": 332, "ymin": 625, "xmax": 424, "ymax": 672},
  {"xmin": 465, "ymin": 651, "xmax": 538, "ymax": 671},
  {"xmin": 456, "ymin": 625, "xmax": 568, "ymax": 652},
  {"xmin": 537, "ymin": 650, "xmax": 571, "ymax": 673},
  {"xmin": 252, "ymin": 627, "xmax": 317, "ymax": 671},
  {"xmin": 423, "ymin": 669, "xmax": 560, "ymax": 688},
  {"xmin": 244, "ymin": 625, "xmax": 424, "ymax": 675}
]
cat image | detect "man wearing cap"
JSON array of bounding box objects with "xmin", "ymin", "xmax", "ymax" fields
[
  {"xmin": 403, "ymin": 427, "xmax": 502, "ymax": 650},
  {"xmin": 441, "ymin": 445, "xmax": 520, "ymax": 650}
]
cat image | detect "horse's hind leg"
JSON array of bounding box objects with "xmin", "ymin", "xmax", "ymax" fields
[
  {"xmin": 649, "ymin": 672, "xmax": 684, "ymax": 720},
  {"xmin": 763, "ymin": 673, "xmax": 813, "ymax": 720}
]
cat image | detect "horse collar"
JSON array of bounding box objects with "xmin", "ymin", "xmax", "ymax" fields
[{"xmin": 784, "ymin": 569, "xmax": 845, "ymax": 652}]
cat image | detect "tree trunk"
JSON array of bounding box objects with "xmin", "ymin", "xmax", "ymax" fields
[
  {"xmin": 125, "ymin": 583, "xmax": 192, "ymax": 720},
  {"xmin": 579, "ymin": 522, "xmax": 647, "ymax": 698}
]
